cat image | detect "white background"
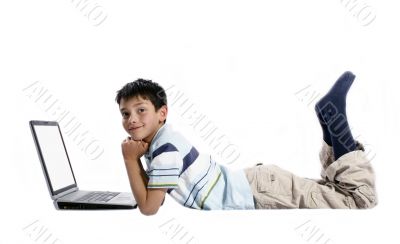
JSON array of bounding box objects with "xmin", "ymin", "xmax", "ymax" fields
[{"xmin": 1, "ymin": 0, "xmax": 399, "ymax": 243}]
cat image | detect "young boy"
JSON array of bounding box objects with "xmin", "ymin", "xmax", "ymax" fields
[{"xmin": 117, "ymin": 71, "xmax": 377, "ymax": 215}]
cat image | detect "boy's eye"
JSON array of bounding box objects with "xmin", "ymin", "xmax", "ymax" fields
[
  {"xmin": 122, "ymin": 112, "xmax": 129, "ymax": 118},
  {"xmin": 138, "ymin": 108, "xmax": 146, "ymax": 113}
]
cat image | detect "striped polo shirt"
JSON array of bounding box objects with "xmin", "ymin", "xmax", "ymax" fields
[{"xmin": 143, "ymin": 124, "xmax": 255, "ymax": 210}]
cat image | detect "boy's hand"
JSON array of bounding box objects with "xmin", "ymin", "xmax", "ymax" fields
[{"xmin": 121, "ymin": 137, "xmax": 149, "ymax": 162}]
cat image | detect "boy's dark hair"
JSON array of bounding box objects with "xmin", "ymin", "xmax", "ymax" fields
[{"xmin": 115, "ymin": 79, "xmax": 167, "ymax": 110}]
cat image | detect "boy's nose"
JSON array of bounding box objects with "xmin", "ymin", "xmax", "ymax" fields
[{"xmin": 128, "ymin": 114, "xmax": 138, "ymax": 124}]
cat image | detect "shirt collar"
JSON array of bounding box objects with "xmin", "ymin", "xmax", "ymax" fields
[{"xmin": 144, "ymin": 123, "xmax": 169, "ymax": 158}]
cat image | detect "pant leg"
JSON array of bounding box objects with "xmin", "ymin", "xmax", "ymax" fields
[
  {"xmin": 244, "ymin": 141, "xmax": 377, "ymax": 209},
  {"xmin": 318, "ymin": 140, "xmax": 335, "ymax": 180},
  {"xmin": 318, "ymin": 140, "xmax": 365, "ymax": 180}
]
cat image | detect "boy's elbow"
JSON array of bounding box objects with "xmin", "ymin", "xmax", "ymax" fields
[{"xmin": 139, "ymin": 205, "xmax": 159, "ymax": 216}]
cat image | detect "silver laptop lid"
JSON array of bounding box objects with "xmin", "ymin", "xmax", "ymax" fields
[{"xmin": 30, "ymin": 120, "xmax": 78, "ymax": 200}]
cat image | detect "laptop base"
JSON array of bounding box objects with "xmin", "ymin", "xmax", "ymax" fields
[{"xmin": 55, "ymin": 201, "xmax": 136, "ymax": 210}]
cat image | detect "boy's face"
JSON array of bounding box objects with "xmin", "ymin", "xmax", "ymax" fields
[{"xmin": 119, "ymin": 96, "xmax": 167, "ymax": 143}]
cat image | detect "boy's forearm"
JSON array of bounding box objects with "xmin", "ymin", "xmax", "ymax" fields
[{"xmin": 124, "ymin": 159, "xmax": 148, "ymax": 208}]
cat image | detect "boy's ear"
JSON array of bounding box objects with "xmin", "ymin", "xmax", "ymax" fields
[{"xmin": 159, "ymin": 105, "xmax": 168, "ymax": 122}]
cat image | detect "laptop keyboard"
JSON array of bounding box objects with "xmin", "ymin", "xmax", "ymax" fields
[{"xmin": 76, "ymin": 192, "xmax": 119, "ymax": 203}]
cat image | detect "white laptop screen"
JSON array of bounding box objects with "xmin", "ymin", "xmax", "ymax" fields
[{"xmin": 33, "ymin": 124, "xmax": 76, "ymax": 193}]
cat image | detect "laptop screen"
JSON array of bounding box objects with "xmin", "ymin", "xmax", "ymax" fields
[{"xmin": 30, "ymin": 121, "xmax": 77, "ymax": 196}]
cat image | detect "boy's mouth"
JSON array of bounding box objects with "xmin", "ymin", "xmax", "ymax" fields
[{"xmin": 128, "ymin": 125, "xmax": 143, "ymax": 132}]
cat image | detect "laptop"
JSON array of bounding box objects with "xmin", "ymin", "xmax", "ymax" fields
[{"xmin": 29, "ymin": 120, "xmax": 137, "ymax": 210}]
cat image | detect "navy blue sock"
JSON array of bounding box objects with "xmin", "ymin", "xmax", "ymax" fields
[
  {"xmin": 315, "ymin": 107, "xmax": 332, "ymax": 146},
  {"xmin": 315, "ymin": 71, "xmax": 357, "ymax": 160}
]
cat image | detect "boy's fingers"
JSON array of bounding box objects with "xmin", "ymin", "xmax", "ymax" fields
[{"xmin": 123, "ymin": 136, "xmax": 133, "ymax": 143}]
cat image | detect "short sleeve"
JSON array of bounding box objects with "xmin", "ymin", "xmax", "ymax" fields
[{"xmin": 147, "ymin": 143, "xmax": 182, "ymax": 189}]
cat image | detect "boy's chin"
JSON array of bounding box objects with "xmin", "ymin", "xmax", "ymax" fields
[
  {"xmin": 130, "ymin": 136, "xmax": 143, "ymax": 141},
  {"xmin": 128, "ymin": 133, "xmax": 142, "ymax": 141}
]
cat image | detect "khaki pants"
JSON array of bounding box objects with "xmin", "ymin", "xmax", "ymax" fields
[{"xmin": 244, "ymin": 141, "xmax": 377, "ymax": 209}]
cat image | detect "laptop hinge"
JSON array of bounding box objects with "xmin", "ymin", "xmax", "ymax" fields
[{"xmin": 52, "ymin": 187, "xmax": 79, "ymax": 200}]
